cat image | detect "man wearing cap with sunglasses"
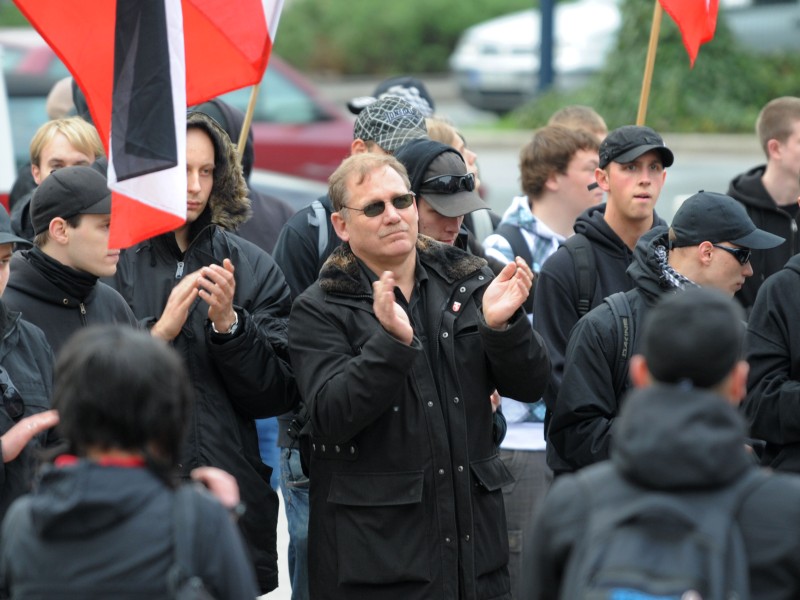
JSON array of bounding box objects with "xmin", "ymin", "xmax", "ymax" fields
[
  {"xmin": 288, "ymin": 152, "xmax": 549, "ymax": 600},
  {"xmin": 550, "ymin": 191, "xmax": 784, "ymax": 474}
]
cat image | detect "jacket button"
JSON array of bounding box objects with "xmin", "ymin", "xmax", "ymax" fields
[
  {"xmin": 445, "ymin": 537, "xmax": 451, "ymax": 543},
  {"xmin": 62, "ymin": 298, "xmax": 69, "ymax": 305},
  {"xmin": 459, "ymin": 286, "xmax": 466, "ymax": 293},
  {"xmin": 478, "ymin": 276, "xmax": 485, "ymax": 281},
  {"xmin": 335, "ymin": 446, "xmax": 340, "ymax": 453},
  {"xmin": 442, "ymin": 332, "xmax": 448, "ymax": 339},
  {"xmin": 393, "ymin": 405, "xmax": 400, "ymax": 412},
  {"xmin": 312, "ymin": 443, "xmax": 316, "ymax": 451},
  {"xmin": 457, "ymin": 466, "xmax": 464, "ymax": 472},
  {"xmin": 350, "ymin": 446, "xmax": 355, "ymax": 454},
  {"xmin": 465, "ymin": 534, "xmax": 470, "ymax": 542},
  {"xmin": 427, "ymin": 401, "xmax": 434, "ymax": 407},
  {"xmin": 453, "ymin": 397, "xmax": 459, "ymax": 404},
  {"xmin": 438, "ymin": 468, "xmax": 445, "ymax": 475},
  {"xmin": 321, "ymin": 444, "xmax": 326, "ymax": 452}
]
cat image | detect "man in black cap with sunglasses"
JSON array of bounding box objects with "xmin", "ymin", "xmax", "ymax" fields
[
  {"xmin": 288, "ymin": 152, "xmax": 549, "ymax": 600},
  {"xmin": 550, "ymin": 191, "xmax": 783, "ymax": 474}
]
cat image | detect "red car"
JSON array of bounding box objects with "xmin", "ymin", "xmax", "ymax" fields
[{"xmin": 0, "ymin": 28, "xmax": 354, "ymax": 183}]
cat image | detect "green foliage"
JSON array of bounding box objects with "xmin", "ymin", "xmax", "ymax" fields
[
  {"xmin": 0, "ymin": 2, "xmax": 28, "ymax": 26},
  {"xmin": 509, "ymin": 0, "xmax": 800, "ymax": 132},
  {"xmin": 274, "ymin": 0, "xmax": 534, "ymax": 74}
]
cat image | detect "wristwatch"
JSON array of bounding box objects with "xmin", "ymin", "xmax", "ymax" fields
[{"xmin": 211, "ymin": 311, "xmax": 239, "ymax": 336}]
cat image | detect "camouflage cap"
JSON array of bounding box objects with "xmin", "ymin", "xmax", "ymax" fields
[{"xmin": 352, "ymin": 96, "xmax": 428, "ymax": 153}]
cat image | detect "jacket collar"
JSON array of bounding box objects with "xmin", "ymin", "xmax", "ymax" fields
[{"xmin": 319, "ymin": 235, "xmax": 487, "ymax": 296}]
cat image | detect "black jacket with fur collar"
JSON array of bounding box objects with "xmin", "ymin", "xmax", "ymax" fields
[{"xmin": 289, "ymin": 235, "xmax": 549, "ymax": 600}]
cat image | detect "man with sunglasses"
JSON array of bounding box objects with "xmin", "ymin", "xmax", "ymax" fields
[
  {"xmin": 550, "ymin": 191, "xmax": 783, "ymax": 473},
  {"xmin": 288, "ymin": 153, "xmax": 550, "ymax": 600}
]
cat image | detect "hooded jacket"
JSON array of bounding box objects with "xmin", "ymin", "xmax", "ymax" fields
[
  {"xmin": 4, "ymin": 249, "xmax": 138, "ymax": 355},
  {"xmin": 743, "ymin": 253, "xmax": 800, "ymax": 472},
  {"xmin": 110, "ymin": 112, "xmax": 295, "ymax": 594},
  {"xmin": 533, "ymin": 204, "xmax": 666, "ymax": 473},
  {"xmin": 0, "ymin": 303, "xmax": 54, "ymax": 519},
  {"xmin": 0, "ymin": 460, "xmax": 258, "ymax": 599},
  {"xmin": 527, "ymin": 384, "xmax": 800, "ymax": 600},
  {"xmin": 728, "ymin": 165, "xmax": 800, "ymax": 312},
  {"xmin": 549, "ymin": 227, "xmax": 672, "ymax": 473},
  {"xmin": 289, "ymin": 236, "xmax": 550, "ymax": 600}
]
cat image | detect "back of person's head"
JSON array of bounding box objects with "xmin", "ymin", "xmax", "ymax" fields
[
  {"xmin": 640, "ymin": 288, "xmax": 745, "ymax": 389},
  {"xmin": 352, "ymin": 96, "xmax": 427, "ymax": 154},
  {"xmin": 46, "ymin": 77, "xmax": 76, "ymax": 120},
  {"xmin": 329, "ymin": 153, "xmax": 410, "ymax": 213},
  {"xmin": 425, "ymin": 117, "xmax": 460, "ymax": 147},
  {"xmin": 756, "ymin": 96, "xmax": 800, "ymax": 156},
  {"xmin": 53, "ymin": 326, "xmax": 192, "ymax": 477},
  {"xmin": 547, "ymin": 105, "xmax": 608, "ymax": 141},
  {"xmin": 29, "ymin": 117, "xmax": 104, "ymax": 167},
  {"xmin": 520, "ymin": 125, "xmax": 600, "ymax": 199}
]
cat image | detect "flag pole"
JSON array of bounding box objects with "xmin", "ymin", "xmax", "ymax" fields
[
  {"xmin": 238, "ymin": 83, "xmax": 261, "ymax": 160},
  {"xmin": 637, "ymin": 1, "xmax": 663, "ymax": 126}
]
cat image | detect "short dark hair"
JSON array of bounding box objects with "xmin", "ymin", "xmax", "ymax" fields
[
  {"xmin": 328, "ymin": 153, "xmax": 410, "ymax": 213},
  {"xmin": 640, "ymin": 288, "xmax": 745, "ymax": 388},
  {"xmin": 33, "ymin": 213, "xmax": 82, "ymax": 248},
  {"xmin": 53, "ymin": 326, "xmax": 192, "ymax": 478}
]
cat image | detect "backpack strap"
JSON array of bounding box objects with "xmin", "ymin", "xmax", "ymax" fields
[
  {"xmin": 308, "ymin": 199, "xmax": 329, "ymax": 260},
  {"xmin": 564, "ymin": 234, "xmax": 596, "ymax": 317},
  {"xmin": 603, "ymin": 291, "xmax": 635, "ymax": 399},
  {"xmin": 493, "ymin": 223, "xmax": 534, "ymax": 313}
]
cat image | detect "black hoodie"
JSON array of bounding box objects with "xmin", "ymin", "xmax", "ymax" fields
[
  {"xmin": 728, "ymin": 165, "xmax": 800, "ymax": 312},
  {"xmin": 549, "ymin": 227, "xmax": 673, "ymax": 473},
  {"xmin": 0, "ymin": 461, "xmax": 259, "ymax": 598},
  {"xmin": 533, "ymin": 204, "xmax": 666, "ymax": 473},
  {"xmin": 527, "ymin": 384, "xmax": 800, "ymax": 600}
]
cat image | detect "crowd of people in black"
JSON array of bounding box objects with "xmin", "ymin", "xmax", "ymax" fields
[{"xmin": 1, "ymin": 74, "xmax": 800, "ymax": 600}]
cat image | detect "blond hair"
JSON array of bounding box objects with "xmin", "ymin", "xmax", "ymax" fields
[{"xmin": 29, "ymin": 117, "xmax": 104, "ymax": 167}]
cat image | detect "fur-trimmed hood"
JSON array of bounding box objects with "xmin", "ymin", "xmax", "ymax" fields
[
  {"xmin": 319, "ymin": 235, "xmax": 488, "ymax": 296},
  {"xmin": 186, "ymin": 111, "xmax": 251, "ymax": 230}
]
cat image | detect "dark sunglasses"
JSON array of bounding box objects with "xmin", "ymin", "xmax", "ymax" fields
[
  {"xmin": 0, "ymin": 367, "xmax": 24, "ymax": 422},
  {"xmin": 712, "ymin": 244, "xmax": 751, "ymax": 266},
  {"xmin": 343, "ymin": 193, "xmax": 415, "ymax": 218},
  {"xmin": 421, "ymin": 172, "xmax": 475, "ymax": 195}
]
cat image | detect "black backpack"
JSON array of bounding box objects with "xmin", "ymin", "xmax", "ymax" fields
[
  {"xmin": 564, "ymin": 233, "xmax": 597, "ymax": 318},
  {"xmin": 603, "ymin": 291, "xmax": 635, "ymax": 399},
  {"xmin": 493, "ymin": 222, "xmax": 535, "ymax": 313},
  {"xmin": 560, "ymin": 464, "xmax": 769, "ymax": 600}
]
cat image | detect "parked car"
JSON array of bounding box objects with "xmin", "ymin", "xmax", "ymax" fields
[
  {"xmin": 0, "ymin": 28, "xmax": 353, "ymax": 183},
  {"xmin": 449, "ymin": 0, "xmax": 621, "ymax": 114},
  {"xmin": 449, "ymin": 0, "xmax": 800, "ymax": 114}
]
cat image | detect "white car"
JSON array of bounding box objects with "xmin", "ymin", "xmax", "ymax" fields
[{"xmin": 449, "ymin": 0, "xmax": 621, "ymax": 114}]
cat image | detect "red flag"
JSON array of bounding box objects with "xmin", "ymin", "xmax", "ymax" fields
[
  {"xmin": 13, "ymin": 0, "xmax": 284, "ymax": 248},
  {"xmin": 659, "ymin": 0, "xmax": 719, "ymax": 67}
]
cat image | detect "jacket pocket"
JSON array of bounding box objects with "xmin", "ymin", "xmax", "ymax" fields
[
  {"xmin": 470, "ymin": 455, "xmax": 514, "ymax": 576},
  {"xmin": 328, "ymin": 471, "xmax": 431, "ymax": 585}
]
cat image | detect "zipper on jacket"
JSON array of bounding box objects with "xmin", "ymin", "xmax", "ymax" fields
[
  {"xmin": 175, "ymin": 261, "xmax": 185, "ymax": 279},
  {"xmin": 79, "ymin": 302, "xmax": 87, "ymax": 326}
]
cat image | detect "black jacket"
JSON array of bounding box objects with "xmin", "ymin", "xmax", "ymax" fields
[
  {"xmin": 527, "ymin": 384, "xmax": 800, "ymax": 600},
  {"xmin": 4, "ymin": 250, "xmax": 139, "ymax": 356},
  {"xmin": 289, "ymin": 236, "xmax": 550, "ymax": 600},
  {"xmin": 533, "ymin": 204, "xmax": 666, "ymax": 473},
  {"xmin": 549, "ymin": 227, "xmax": 671, "ymax": 473},
  {"xmin": 0, "ymin": 305, "xmax": 54, "ymax": 519},
  {"xmin": 109, "ymin": 112, "xmax": 295, "ymax": 594},
  {"xmin": 743, "ymin": 253, "xmax": 800, "ymax": 471},
  {"xmin": 0, "ymin": 460, "xmax": 258, "ymax": 599},
  {"xmin": 728, "ymin": 165, "xmax": 799, "ymax": 312}
]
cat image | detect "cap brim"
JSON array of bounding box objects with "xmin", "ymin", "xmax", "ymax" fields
[
  {"xmin": 421, "ymin": 190, "xmax": 486, "ymax": 218},
  {"xmin": 613, "ymin": 144, "xmax": 674, "ymax": 168},
  {"xmin": 732, "ymin": 228, "xmax": 785, "ymax": 250},
  {"xmin": 0, "ymin": 233, "xmax": 31, "ymax": 247},
  {"xmin": 347, "ymin": 96, "xmax": 377, "ymax": 115},
  {"xmin": 81, "ymin": 193, "xmax": 112, "ymax": 215}
]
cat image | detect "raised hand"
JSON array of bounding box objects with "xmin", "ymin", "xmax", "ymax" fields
[
  {"xmin": 151, "ymin": 269, "xmax": 202, "ymax": 341},
  {"xmin": 482, "ymin": 257, "xmax": 533, "ymax": 329},
  {"xmin": 1, "ymin": 409, "xmax": 59, "ymax": 463},
  {"xmin": 372, "ymin": 271, "xmax": 413, "ymax": 345},
  {"xmin": 198, "ymin": 258, "xmax": 237, "ymax": 333}
]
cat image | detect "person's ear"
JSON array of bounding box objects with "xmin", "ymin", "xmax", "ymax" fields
[
  {"xmin": 697, "ymin": 241, "xmax": 715, "ymax": 266},
  {"xmin": 31, "ymin": 163, "xmax": 42, "ymax": 185},
  {"xmin": 351, "ymin": 139, "xmax": 369, "ymax": 155},
  {"xmin": 725, "ymin": 360, "xmax": 750, "ymax": 406},
  {"xmin": 595, "ymin": 167, "xmax": 610, "ymax": 192},
  {"xmin": 331, "ymin": 211, "xmax": 350, "ymax": 243},
  {"xmin": 48, "ymin": 217, "xmax": 70, "ymax": 245},
  {"xmin": 629, "ymin": 354, "xmax": 652, "ymax": 389}
]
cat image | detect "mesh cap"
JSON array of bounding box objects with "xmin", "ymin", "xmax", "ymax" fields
[{"xmin": 352, "ymin": 96, "xmax": 427, "ymax": 153}]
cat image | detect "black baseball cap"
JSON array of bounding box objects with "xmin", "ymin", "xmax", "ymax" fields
[
  {"xmin": 642, "ymin": 288, "xmax": 745, "ymax": 388},
  {"xmin": 0, "ymin": 205, "xmax": 31, "ymax": 247},
  {"xmin": 347, "ymin": 76, "xmax": 436, "ymax": 117},
  {"xmin": 31, "ymin": 166, "xmax": 112, "ymax": 235},
  {"xmin": 671, "ymin": 190, "xmax": 784, "ymax": 250},
  {"xmin": 599, "ymin": 125, "xmax": 674, "ymax": 169}
]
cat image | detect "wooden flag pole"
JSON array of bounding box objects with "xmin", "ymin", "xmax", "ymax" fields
[
  {"xmin": 238, "ymin": 82, "xmax": 262, "ymax": 160},
  {"xmin": 637, "ymin": 1, "xmax": 663, "ymax": 126}
]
